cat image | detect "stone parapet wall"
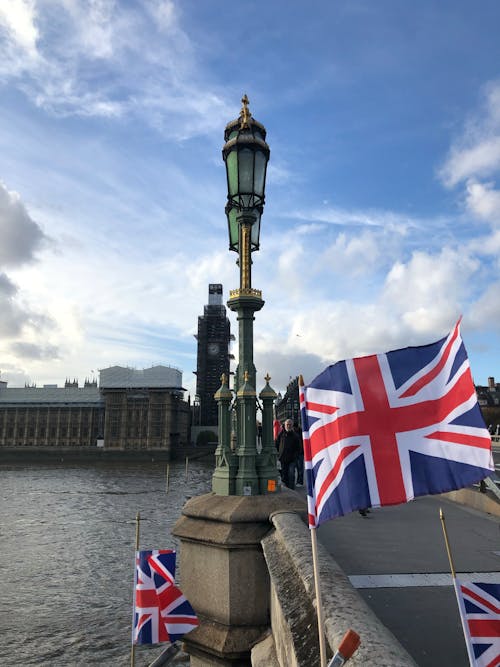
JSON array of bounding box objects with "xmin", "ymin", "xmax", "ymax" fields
[
  {"xmin": 260, "ymin": 511, "xmax": 417, "ymax": 667},
  {"xmin": 443, "ymin": 486, "xmax": 500, "ymax": 517}
]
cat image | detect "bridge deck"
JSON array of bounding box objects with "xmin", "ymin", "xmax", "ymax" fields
[{"xmin": 317, "ymin": 494, "xmax": 500, "ymax": 666}]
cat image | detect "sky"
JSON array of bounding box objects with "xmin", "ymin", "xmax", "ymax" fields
[{"xmin": 1, "ymin": 0, "xmax": 500, "ymax": 399}]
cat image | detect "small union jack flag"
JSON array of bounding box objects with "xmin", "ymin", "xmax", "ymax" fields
[
  {"xmin": 454, "ymin": 579, "xmax": 500, "ymax": 667},
  {"xmin": 132, "ymin": 549, "xmax": 199, "ymax": 645},
  {"xmin": 300, "ymin": 320, "xmax": 494, "ymax": 527}
]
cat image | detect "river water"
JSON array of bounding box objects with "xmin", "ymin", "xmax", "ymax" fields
[{"xmin": 0, "ymin": 460, "xmax": 213, "ymax": 667}]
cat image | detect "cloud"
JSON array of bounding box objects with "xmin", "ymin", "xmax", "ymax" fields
[
  {"xmin": 251, "ymin": 238, "xmax": 482, "ymax": 395},
  {"xmin": 468, "ymin": 281, "xmax": 500, "ymax": 327},
  {"xmin": 0, "ymin": 182, "xmax": 54, "ymax": 355},
  {"xmin": 9, "ymin": 341, "xmax": 59, "ymax": 360},
  {"xmin": 439, "ymin": 81, "xmax": 500, "ymax": 188},
  {"xmin": 288, "ymin": 204, "xmax": 421, "ymax": 231},
  {"xmin": 465, "ymin": 180, "xmax": 500, "ymax": 226},
  {"xmin": 0, "ymin": 271, "xmax": 36, "ymax": 336},
  {"xmin": 382, "ymin": 249, "xmax": 477, "ymax": 333},
  {"xmin": 0, "ymin": 0, "xmax": 39, "ymax": 64},
  {"xmin": 256, "ymin": 348, "xmax": 324, "ymax": 391},
  {"xmin": 0, "ymin": 181, "xmax": 48, "ymax": 266},
  {"xmin": 0, "ymin": 0, "xmax": 234, "ymax": 137},
  {"xmin": 320, "ymin": 230, "xmax": 380, "ymax": 277}
]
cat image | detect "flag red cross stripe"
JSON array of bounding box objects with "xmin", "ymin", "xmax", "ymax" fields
[
  {"xmin": 306, "ymin": 401, "xmax": 338, "ymax": 415},
  {"xmin": 427, "ymin": 431, "xmax": 491, "ymax": 449},
  {"xmin": 312, "ymin": 355, "xmax": 477, "ymax": 505},
  {"xmin": 467, "ymin": 619, "xmax": 500, "ymax": 637},
  {"xmin": 136, "ymin": 590, "xmax": 160, "ymax": 607},
  {"xmin": 400, "ymin": 324, "xmax": 459, "ymax": 398}
]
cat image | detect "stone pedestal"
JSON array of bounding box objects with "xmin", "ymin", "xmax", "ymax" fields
[{"xmin": 172, "ymin": 492, "xmax": 306, "ymax": 666}]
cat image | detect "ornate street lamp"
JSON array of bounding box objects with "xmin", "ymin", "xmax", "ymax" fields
[
  {"xmin": 212, "ymin": 96, "xmax": 279, "ymax": 496},
  {"xmin": 223, "ymin": 94, "xmax": 270, "ymax": 255}
]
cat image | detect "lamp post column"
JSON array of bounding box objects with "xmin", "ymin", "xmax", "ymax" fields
[
  {"xmin": 211, "ymin": 374, "xmax": 237, "ymax": 495},
  {"xmin": 257, "ymin": 374, "xmax": 279, "ymax": 494}
]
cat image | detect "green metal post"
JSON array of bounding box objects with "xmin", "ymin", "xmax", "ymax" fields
[
  {"xmin": 257, "ymin": 375, "xmax": 279, "ymax": 494},
  {"xmin": 212, "ymin": 374, "xmax": 237, "ymax": 495},
  {"xmin": 234, "ymin": 371, "xmax": 259, "ymax": 495}
]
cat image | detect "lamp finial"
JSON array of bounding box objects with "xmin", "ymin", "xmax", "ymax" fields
[{"xmin": 240, "ymin": 94, "xmax": 251, "ymax": 128}]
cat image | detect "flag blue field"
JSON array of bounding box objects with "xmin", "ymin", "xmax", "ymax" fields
[{"xmin": 300, "ymin": 321, "xmax": 494, "ymax": 527}]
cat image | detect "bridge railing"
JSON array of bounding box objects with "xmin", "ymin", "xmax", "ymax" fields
[{"xmin": 261, "ymin": 511, "xmax": 418, "ymax": 666}]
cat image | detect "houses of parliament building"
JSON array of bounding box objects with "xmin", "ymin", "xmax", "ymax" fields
[
  {"xmin": 0, "ymin": 283, "xmax": 234, "ymax": 454},
  {"xmin": 0, "ymin": 365, "xmax": 190, "ymax": 454}
]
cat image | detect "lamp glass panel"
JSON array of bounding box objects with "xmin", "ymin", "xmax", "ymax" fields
[
  {"xmin": 227, "ymin": 207, "xmax": 239, "ymax": 251},
  {"xmin": 251, "ymin": 210, "xmax": 261, "ymax": 249},
  {"xmin": 254, "ymin": 151, "xmax": 267, "ymax": 198},
  {"xmin": 238, "ymin": 148, "xmax": 254, "ymax": 194},
  {"xmin": 226, "ymin": 151, "xmax": 239, "ymax": 196}
]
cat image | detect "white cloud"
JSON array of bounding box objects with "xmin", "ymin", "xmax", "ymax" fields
[
  {"xmin": 0, "ymin": 0, "xmax": 234, "ymax": 137},
  {"xmin": 0, "ymin": 0, "xmax": 39, "ymax": 58},
  {"xmin": 469, "ymin": 281, "xmax": 500, "ymax": 328},
  {"xmin": 320, "ymin": 230, "xmax": 380, "ymax": 277},
  {"xmin": 382, "ymin": 249, "xmax": 477, "ymax": 330},
  {"xmin": 440, "ymin": 138, "xmax": 500, "ymax": 188},
  {"xmin": 440, "ymin": 81, "xmax": 500, "ymax": 188},
  {"xmin": 250, "ymin": 239, "xmax": 483, "ymax": 393},
  {"xmin": 465, "ymin": 180, "xmax": 500, "ymax": 226},
  {"xmin": 148, "ymin": 0, "xmax": 177, "ymax": 32},
  {"xmin": 0, "ymin": 181, "xmax": 48, "ymax": 265}
]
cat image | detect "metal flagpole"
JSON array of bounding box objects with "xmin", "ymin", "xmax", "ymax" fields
[
  {"xmin": 299, "ymin": 374, "xmax": 327, "ymax": 667},
  {"xmin": 131, "ymin": 512, "xmax": 141, "ymax": 667},
  {"xmin": 439, "ymin": 508, "xmax": 475, "ymax": 666}
]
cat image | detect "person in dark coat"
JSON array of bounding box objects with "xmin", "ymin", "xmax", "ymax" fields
[
  {"xmin": 293, "ymin": 421, "xmax": 304, "ymax": 486},
  {"xmin": 276, "ymin": 418, "xmax": 301, "ymax": 489}
]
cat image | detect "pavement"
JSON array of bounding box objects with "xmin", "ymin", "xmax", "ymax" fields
[{"xmin": 315, "ymin": 494, "xmax": 500, "ymax": 667}]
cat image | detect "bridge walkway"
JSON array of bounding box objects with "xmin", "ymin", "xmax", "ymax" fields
[{"xmin": 316, "ymin": 494, "xmax": 500, "ymax": 666}]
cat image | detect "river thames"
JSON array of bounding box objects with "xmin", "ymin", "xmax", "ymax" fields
[{"xmin": 0, "ymin": 459, "xmax": 213, "ymax": 666}]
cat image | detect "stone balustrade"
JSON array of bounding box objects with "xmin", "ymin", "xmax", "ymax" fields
[{"xmin": 252, "ymin": 509, "xmax": 417, "ymax": 666}]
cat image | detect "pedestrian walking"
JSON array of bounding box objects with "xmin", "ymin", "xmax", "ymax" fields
[
  {"xmin": 293, "ymin": 421, "xmax": 304, "ymax": 486},
  {"xmin": 276, "ymin": 418, "xmax": 301, "ymax": 489}
]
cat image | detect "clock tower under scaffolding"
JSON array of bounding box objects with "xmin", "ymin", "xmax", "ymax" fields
[{"xmin": 194, "ymin": 284, "xmax": 232, "ymax": 427}]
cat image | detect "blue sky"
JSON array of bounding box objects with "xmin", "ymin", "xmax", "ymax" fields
[{"xmin": 1, "ymin": 0, "xmax": 500, "ymax": 397}]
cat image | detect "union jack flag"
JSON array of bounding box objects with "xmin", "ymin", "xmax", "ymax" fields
[
  {"xmin": 132, "ymin": 549, "xmax": 199, "ymax": 645},
  {"xmin": 454, "ymin": 578, "xmax": 500, "ymax": 667},
  {"xmin": 300, "ymin": 321, "xmax": 494, "ymax": 527}
]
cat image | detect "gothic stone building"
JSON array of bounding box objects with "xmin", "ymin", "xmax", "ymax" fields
[
  {"xmin": 0, "ymin": 365, "xmax": 190, "ymax": 453},
  {"xmin": 100, "ymin": 365, "xmax": 189, "ymax": 450}
]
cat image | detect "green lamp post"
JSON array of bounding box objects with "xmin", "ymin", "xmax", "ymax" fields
[{"xmin": 211, "ymin": 96, "xmax": 279, "ymax": 496}]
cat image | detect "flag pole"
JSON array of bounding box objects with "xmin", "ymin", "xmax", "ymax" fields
[
  {"xmin": 131, "ymin": 511, "xmax": 141, "ymax": 667},
  {"xmin": 439, "ymin": 508, "xmax": 456, "ymax": 577},
  {"xmin": 299, "ymin": 374, "xmax": 327, "ymax": 667},
  {"xmin": 311, "ymin": 524, "xmax": 328, "ymax": 667},
  {"xmin": 439, "ymin": 508, "xmax": 475, "ymax": 666}
]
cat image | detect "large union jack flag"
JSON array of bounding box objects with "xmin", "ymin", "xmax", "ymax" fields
[
  {"xmin": 132, "ymin": 549, "xmax": 199, "ymax": 645},
  {"xmin": 454, "ymin": 579, "xmax": 500, "ymax": 667},
  {"xmin": 300, "ymin": 321, "xmax": 494, "ymax": 527}
]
